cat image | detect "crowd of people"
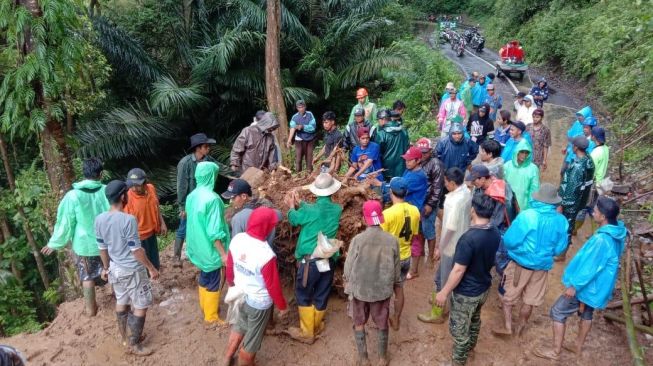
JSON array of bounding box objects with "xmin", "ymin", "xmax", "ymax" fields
[{"xmin": 38, "ymin": 72, "xmax": 625, "ymax": 366}]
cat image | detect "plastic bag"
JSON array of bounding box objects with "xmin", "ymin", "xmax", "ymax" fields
[
  {"xmin": 311, "ymin": 231, "xmax": 343, "ymax": 259},
  {"xmin": 225, "ymin": 286, "xmax": 245, "ymax": 325}
]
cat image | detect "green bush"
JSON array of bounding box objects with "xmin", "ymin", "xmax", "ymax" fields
[{"xmin": 0, "ymin": 284, "xmax": 42, "ymax": 336}]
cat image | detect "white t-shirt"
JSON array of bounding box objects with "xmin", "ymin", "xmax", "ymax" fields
[{"xmin": 442, "ymin": 184, "xmax": 472, "ymax": 257}]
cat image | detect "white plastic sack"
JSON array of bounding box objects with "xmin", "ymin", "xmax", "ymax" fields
[
  {"xmin": 597, "ymin": 177, "xmax": 614, "ymax": 195},
  {"xmin": 225, "ymin": 286, "xmax": 245, "ymax": 325},
  {"xmin": 311, "ymin": 231, "xmax": 343, "ymax": 259}
]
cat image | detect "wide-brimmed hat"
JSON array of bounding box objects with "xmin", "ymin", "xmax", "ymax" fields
[
  {"xmin": 532, "ymin": 183, "xmax": 562, "ymax": 205},
  {"xmin": 189, "ymin": 133, "xmax": 216, "ymax": 150},
  {"xmin": 309, "ymin": 173, "xmax": 342, "ymax": 197}
]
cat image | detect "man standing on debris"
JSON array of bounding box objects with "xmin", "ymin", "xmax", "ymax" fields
[
  {"xmin": 284, "ymin": 173, "xmax": 343, "ymax": 344},
  {"xmin": 381, "ymin": 177, "xmax": 420, "ymax": 330},
  {"xmin": 344, "ymin": 200, "xmax": 400, "ymax": 366},
  {"xmin": 525, "ymin": 109, "xmax": 551, "ymax": 171},
  {"xmin": 418, "ymin": 168, "xmax": 471, "ymax": 324},
  {"xmin": 556, "ymin": 136, "xmax": 595, "ymax": 262},
  {"xmin": 230, "ymin": 112, "xmax": 280, "ymax": 173},
  {"xmin": 434, "ymin": 194, "xmax": 501, "ymax": 366},
  {"xmin": 173, "ymin": 133, "xmax": 216, "ymax": 268},
  {"xmin": 124, "ymin": 168, "xmax": 167, "ymax": 270},
  {"xmin": 223, "ymin": 207, "xmax": 287, "ymax": 366},
  {"xmin": 314, "ymin": 111, "xmax": 343, "ymax": 173},
  {"xmin": 534, "ymin": 197, "xmax": 626, "ymax": 361},
  {"xmin": 504, "ymin": 139, "xmax": 540, "ymax": 211},
  {"xmin": 186, "ymin": 162, "xmax": 231, "ymax": 327},
  {"xmin": 491, "ymin": 184, "xmax": 568, "ymax": 338},
  {"xmin": 375, "ymin": 109, "xmax": 409, "ymax": 178},
  {"xmin": 41, "ymin": 158, "xmax": 109, "ymax": 316},
  {"xmin": 344, "ymin": 107, "xmax": 376, "ymax": 154},
  {"xmin": 96, "ymin": 180, "xmax": 159, "ymax": 356},
  {"xmin": 348, "ymin": 87, "xmax": 378, "ymax": 125},
  {"xmin": 287, "ymin": 100, "xmax": 317, "ymax": 174}
]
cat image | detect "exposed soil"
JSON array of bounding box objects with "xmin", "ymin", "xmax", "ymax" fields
[{"xmin": 3, "ymin": 23, "xmax": 652, "ymax": 366}]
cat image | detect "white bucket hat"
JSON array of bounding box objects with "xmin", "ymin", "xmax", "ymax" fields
[{"xmin": 309, "ymin": 173, "xmax": 342, "ymax": 197}]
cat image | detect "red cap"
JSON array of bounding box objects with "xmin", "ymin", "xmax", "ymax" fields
[
  {"xmin": 363, "ymin": 200, "xmax": 384, "ymax": 226},
  {"xmin": 416, "ymin": 137, "xmax": 432, "ymax": 152},
  {"xmin": 402, "ymin": 146, "xmax": 422, "ymax": 161},
  {"xmin": 357, "ymin": 126, "xmax": 370, "ymax": 138}
]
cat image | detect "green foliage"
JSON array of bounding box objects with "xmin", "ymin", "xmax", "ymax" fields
[{"xmin": 0, "ymin": 283, "xmax": 42, "ymax": 336}]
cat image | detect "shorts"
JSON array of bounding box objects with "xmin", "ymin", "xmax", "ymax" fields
[
  {"xmin": 351, "ymin": 297, "xmax": 391, "ymax": 330},
  {"xmin": 501, "ymin": 261, "xmax": 548, "ymax": 307},
  {"xmin": 234, "ymin": 302, "xmax": 272, "ymax": 354},
  {"xmin": 75, "ymin": 254, "xmax": 103, "ymax": 283},
  {"xmin": 398, "ymin": 259, "xmax": 411, "ymax": 286},
  {"xmin": 109, "ymin": 266, "xmax": 153, "ymax": 309},
  {"xmin": 420, "ymin": 208, "xmax": 437, "ymax": 241},
  {"xmin": 550, "ymin": 295, "xmax": 595, "ymax": 323}
]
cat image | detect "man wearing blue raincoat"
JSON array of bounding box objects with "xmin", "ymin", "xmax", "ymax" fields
[
  {"xmin": 561, "ymin": 106, "xmax": 595, "ymax": 175},
  {"xmin": 534, "ymin": 197, "xmax": 626, "ymax": 361}
]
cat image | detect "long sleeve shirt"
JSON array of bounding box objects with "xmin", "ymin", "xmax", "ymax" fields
[
  {"xmin": 288, "ymin": 196, "xmax": 342, "ymax": 259},
  {"xmin": 177, "ymin": 153, "xmax": 215, "ymax": 207}
]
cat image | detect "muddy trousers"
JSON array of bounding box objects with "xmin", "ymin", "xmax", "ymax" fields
[
  {"xmin": 294, "ymin": 140, "xmax": 315, "ymax": 173},
  {"xmin": 449, "ymin": 291, "xmax": 489, "ymax": 365}
]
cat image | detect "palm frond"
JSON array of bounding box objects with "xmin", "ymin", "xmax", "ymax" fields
[
  {"xmin": 76, "ymin": 104, "xmax": 177, "ymax": 160},
  {"xmin": 150, "ymin": 76, "xmax": 209, "ymax": 115},
  {"xmin": 283, "ymin": 86, "xmax": 317, "ymax": 105},
  {"xmin": 192, "ymin": 29, "xmax": 265, "ymax": 80},
  {"xmin": 338, "ymin": 46, "xmax": 408, "ymax": 88}
]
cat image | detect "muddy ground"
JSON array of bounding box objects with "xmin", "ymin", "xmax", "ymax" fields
[{"xmin": 4, "ymin": 24, "xmax": 653, "ymax": 366}]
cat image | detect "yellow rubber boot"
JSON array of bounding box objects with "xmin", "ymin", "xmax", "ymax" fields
[
  {"xmin": 198, "ymin": 286, "xmax": 206, "ymax": 314},
  {"xmin": 203, "ymin": 290, "xmax": 225, "ymax": 326},
  {"xmin": 314, "ymin": 306, "xmax": 326, "ymax": 335},
  {"xmin": 285, "ymin": 306, "xmax": 315, "ymax": 344}
]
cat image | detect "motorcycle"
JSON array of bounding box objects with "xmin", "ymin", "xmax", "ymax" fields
[
  {"xmin": 451, "ymin": 34, "xmax": 465, "ymax": 57},
  {"xmin": 464, "ymin": 27, "xmax": 485, "ymax": 53}
]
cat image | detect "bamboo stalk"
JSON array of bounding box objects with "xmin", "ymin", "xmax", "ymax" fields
[
  {"xmin": 619, "ymin": 237, "xmax": 646, "ymax": 366},
  {"xmin": 632, "ymin": 237, "xmax": 653, "ymax": 326},
  {"xmin": 607, "ymin": 295, "xmax": 653, "ymax": 309},
  {"xmin": 603, "ymin": 313, "xmax": 653, "ymax": 336}
]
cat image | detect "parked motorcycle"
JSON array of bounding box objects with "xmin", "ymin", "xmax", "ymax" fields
[
  {"xmin": 464, "ymin": 26, "xmax": 485, "ymax": 53},
  {"xmin": 451, "ymin": 34, "xmax": 465, "ymax": 57}
]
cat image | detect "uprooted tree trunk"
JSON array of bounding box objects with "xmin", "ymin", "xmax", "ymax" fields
[{"xmin": 265, "ymin": 0, "xmax": 289, "ymax": 157}]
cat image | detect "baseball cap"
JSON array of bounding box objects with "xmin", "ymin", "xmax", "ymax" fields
[
  {"xmin": 389, "ymin": 177, "xmax": 407, "ymax": 196},
  {"xmin": 465, "ymin": 165, "xmax": 490, "ymax": 181},
  {"xmin": 572, "ymin": 136, "xmax": 589, "ymax": 150},
  {"xmin": 363, "ymin": 200, "xmax": 384, "ymax": 226},
  {"xmin": 126, "ymin": 168, "xmax": 146, "ymax": 187},
  {"xmin": 105, "ymin": 180, "xmax": 128, "ymax": 203},
  {"xmin": 221, "ymin": 179, "xmax": 253, "ymax": 200},
  {"xmin": 416, "ymin": 137, "xmax": 432, "ymax": 152},
  {"xmin": 357, "ymin": 126, "xmax": 370, "ymax": 138},
  {"xmin": 353, "ymin": 107, "xmax": 365, "ymax": 116},
  {"xmin": 401, "ymin": 146, "xmax": 422, "ymax": 161},
  {"xmin": 591, "ymin": 126, "xmax": 606, "ymax": 143},
  {"xmin": 295, "ymin": 99, "xmax": 306, "ymax": 107}
]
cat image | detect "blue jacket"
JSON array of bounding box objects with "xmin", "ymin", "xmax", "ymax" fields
[
  {"xmin": 436, "ymin": 135, "xmax": 479, "ymax": 172},
  {"xmin": 529, "ymin": 78, "xmax": 549, "ymax": 108},
  {"xmin": 503, "ymin": 201, "xmax": 568, "ymax": 271},
  {"xmin": 402, "ymin": 168, "xmax": 428, "ymax": 211},
  {"xmin": 500, "ymin": 133, "xmax": 532, "ymax": 162},
  {"xmin": 562, "ymin": 222, "xmax": 627, "ymax": 309},
  {"xmin": 471, "ymin": 83, "xmax": 485, "ymax": 106},
  {"xmin": 565, "ymin": 106, "xmax": 593, "ymax": 163}
]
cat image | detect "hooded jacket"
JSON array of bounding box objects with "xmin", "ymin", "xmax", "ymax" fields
[
  {"xmin": 466, "ymin": 104, "xmax": 494, "ymax": 144},
  {"xmin": 565, "ymin": 106, "xmax": 593, "ymax": 163},
  {"xmin": 503, "ymin": 200, "xmax": 569, "ymax": 271},
  {"xmin": 500, "ymin": 133, "xmax": 532, "ymax": 162},
  {"xmin": 437, "ymin": 97, "xmax": 467, "ymax": 133},
  {"xmin": 459, "ymin": 83, "xmax": 474, "ymax": 116},
  {"xmin": 529, "ymin": 78, "xmax": 549, "ymax": 108},
  {"xmin": 474, "ymin": 79, "xmax": 489, "ymax": 106},
  {"xmin": 504, "ymin": 139, "xmax": 540, "ymax": 210},
  {"xmin": 435, "ymin": 134, "xmax": 479, "ymax": 172},
  {"xmin": 344, "ymin": 119, "xmax": 377, "ymax": 152},
  {"xmin": 479, "ymin": 178, "xmax": 518, "ymax": 232},
  {"xmin": 375, "ymin": 121, "xmax": 409, "ymax": 177},
  {"xmin": 47, "ymin": 179, "xmax": 109, "ymax": 256},
  {"xmin": 562, "ymin": 222, "xmax": 627, "ymax": 309},
  {"xmin": 185, "ymin": 162, "xmax": 230, "ymax": 272},
  {"xmin": 230, "ymin": 112, "xmax": 280, "ymax": 171},
  {"xmin": 348, "ymin": 97, "xmax": 378, "ymax": 125},
  {"xmin": 559, "ymin": 154, "xmax": 595, "ymax": 212}
]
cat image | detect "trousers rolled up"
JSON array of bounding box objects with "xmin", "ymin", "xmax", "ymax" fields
[{"xmin": 295, "ymin": 260, "xmax": 334, "ymax": 311}]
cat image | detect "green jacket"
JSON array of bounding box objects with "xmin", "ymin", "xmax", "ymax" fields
[
  {"xmin": 504, "ymin": 139, "xmax": 540, "ymax": 211},
  {"xmin": 176, "ymin": 153, "xmax": 216, "ymax": 208},
  {"xmin": 348, "ymin": 98, "xmax": 378, "ymax": 125},
  {"xmin": 375, "ymin": 121, "xmax": 409, "ymax": 178},
  {"xmin": 47, "ymin": 180, "xmax": 109, "ymax": 256},
  {"xmin": 185, "ymin": 162, "xmax": 230, "ymax": 272},
  {"xmin": 559, "ymin": 154, "xmax": 595, "ymax": 212},
  {"xmin": 288, "ymin": 196, "xmax": 342, "ymax": 260}
]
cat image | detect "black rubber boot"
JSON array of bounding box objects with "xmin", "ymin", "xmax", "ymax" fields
[
  {"xmin": 116, "ymin": 311, "xmax": 129, "ymax": 346},
  {"xmin": 354, "ymin": 329, "xmax": 369, "ymax": 366},
  {"xmin": 172, "ymin": 238, "xmax": 183, "ymax": 268},
  {"xmin": 378, "ymin": 330, "xmax": 389, "ymax": 366},
  {"xmin": 127, "ymin": 313, "xmax": 153, "ymax": 356}
]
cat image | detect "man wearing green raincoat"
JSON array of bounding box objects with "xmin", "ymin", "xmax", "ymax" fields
[
  {"xmin": 185, "ymin": 161, "xmax": 231, "ymax": 326},
  {"xmin": 504, "ymin": 139, "xmax": 540, "ymax": 211},
  {"xmin": 556, "ymin": 136, "xmax": 595, "ymax": 262},
  {"xmin": 458, "ymin": 78, "xmax": 476, "ymax": 117},
  {"xmin": 348, "ymin": 88, "xmax": 378, "ymax": 125},
  {"xmin": 41, "ymin": 158, "xmax": 109, "ymax": 316},
  {"xmin": 375, "ymin": 109, "xmax": 409, "ymax": 179}
]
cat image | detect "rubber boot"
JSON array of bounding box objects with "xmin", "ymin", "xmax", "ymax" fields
[
  {"xmin": 417, "ymin": 292, "xmax": 445, "ymax": 324},
  {"xmin": 314, "ymin": 306, "xmax": 326, "ymax": 335},
  {"xmin": 172, "ymin": 238, "xmax": 183, "ymax": 268},
  {"xmin": 354, "ymin": 329, "xmax": 370, "ymax": 366},
  {"xmin": 285, "ymin": 306, "xmax": 315, "ymax": 344},
  {"xmin": 378, "ymin": 330, "xmax": 389, "ymax": 366},
  {"xmin": 127, "ymin": 313, "xmax": 153, "ymax": 356},
  {"xmin": 202, "ymin": 289, "xmax": 225, "ymax": 326},
  {"xmin": 83, "ymin": 286, "xmax": 98, "ymax": 316},
  {"xmin": 198, "ymin": 286, "xmax": 206, "ymax": 315},
  {"xmin": 116, "ymin": 311, "xmax": 129, "ymax": 346},
  {"xmin": 222, "ymin": 331, "xmax": 244, "ymax": 366},
  {"xmin": 237, "ymin": 348, "xmax": 256, "ymax": 366}
]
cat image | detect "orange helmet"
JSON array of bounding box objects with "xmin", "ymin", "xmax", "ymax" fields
[{"xmin": 356, "ymin": 88, "xmax": 368, "ymax": 98}]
